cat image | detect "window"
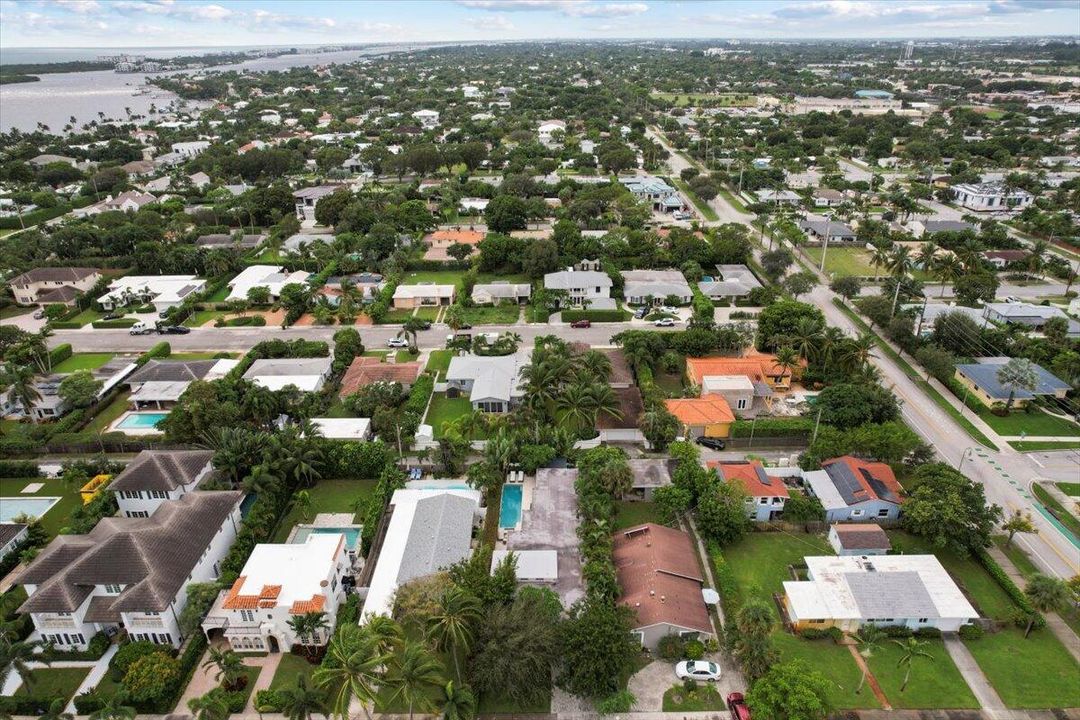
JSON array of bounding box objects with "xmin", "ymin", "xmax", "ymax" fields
[
  {"xmin": 758, "ymin": 497, "xmax": 768, "ymax": 505},
  {"xmin": 331, "ymin": 576, "xmax": 337, "ymax": 591},
  {"xmin": 736, "ymin": 398, "xmax": 748, "ymax": 410},
  {"xmin": 877, "ymin": 508, "xmax": 890, "ymax": 518},
  {"xmin": 240, "ymin": 610, "xmax": 254, "ymax": 622},
  {"xmin": 851, "ymin": 509, "xmax": 864, "ymax": 517},
  {"xmin": 104, "ymin": 584, "xmax": 122, "ymax": 594},
  {"xmin": 918, "ymin": 618, "xmax": 928, "ymax": 624}
]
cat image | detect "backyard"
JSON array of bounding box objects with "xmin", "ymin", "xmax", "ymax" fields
[
  {"xmin": 0, "ymin": 475, "xmax": 82, "ymax": 538},
  {"xmin": 717, "ymin": 530, "xmax": 833, "ymax": 615},
  {"xmin": 803, "ymin": 246, "xmax": 878, "ymax": 277},
  {"xmin": 83, "ymin": 391, "xmax": 132, "ymax": 434},
  {"xmin": 270, "ymin": 478, "xmax": 377, "ymax": 543},
  {"xmin": 613, "ymin": 500, "xmax": 661, "ymax": 529},
  {"xmin": 426, "ymin": 393, "xmax": 474, "ymax": 439}
]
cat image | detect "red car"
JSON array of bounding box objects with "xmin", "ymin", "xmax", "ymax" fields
[
  {"xmin": 727, "ymin": 693, "xmax": 750, "ymax": 720},
  {"xmin": 570, "ymin": 319, "xmax": 591, "ymax": 328}
]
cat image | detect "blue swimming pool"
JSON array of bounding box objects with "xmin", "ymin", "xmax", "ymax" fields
[
  {"xmin": 292, "ymin": 526, "xmax": 361, "ymax": 549},
  {"xmin": 499, "ymin": 484, "xmax": 523, "ymax": 529},
  {"xmin": 117, "ymin": 412, "xmax": 169, "ymax": 429},
  {"xmin": 0, "ymin": 497, "xmax": 60, "ymax": 523}
]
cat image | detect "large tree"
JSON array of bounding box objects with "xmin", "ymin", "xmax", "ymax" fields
[
  {"xmin": 902, "ymin": 463, "xmax": 1002, "ymax": 555},
  {"xmin": 485, "ymin": 195, "xmax": 529, "ymax": 234},
  {"xmin": 556, "ymin": 599, "xmax": 639, "ymax": 699},
  {"xmin": 814, "ymin": 382, "xmax": 900, "ymax": 430},
  {"xmin": 746, "ymin": 660, "xmax": 832, "ymax": 720}
]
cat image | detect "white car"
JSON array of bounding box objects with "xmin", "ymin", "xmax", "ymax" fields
[
  {"xmin": 386, "ymin": 338, "xmax": 409, "ymax": 348},
  {"xmin": 654, "ymin": 317, "xmax": 677, "ymax": 327},
  {"xmin": 675, "ymin": 660, "xmax": 721, "ymax": 682}
]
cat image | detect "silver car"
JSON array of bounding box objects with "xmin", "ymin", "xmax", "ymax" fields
[{"xmin": 675, "ymin": 660, "xmax": 721, "ymax": 682}]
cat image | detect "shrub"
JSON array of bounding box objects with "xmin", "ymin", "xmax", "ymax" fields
[
  {"xmin": 138, "ymin": 341, "xmax": 171, "ymax": 365},
  {"xmin": 975, "ymin": 548, "xmax": 1045, "ymax": 629},
  {"xmin": 684, "ymin": 639, "xmax": 705, "ymax": 660},
  {"xmin": 799, "ymin": 628, "xmax": 828, "ymax": 640},
  {"xmin": 958, "ymin": 623, "xmax": 984, "ymax": 640},
  {"xmin": 657, "ymin": 634, "xmax": 685, "ymax": 661},
  {"xmin": 49, "ymin": 343, "xmax": 73, "ymax": 367},
  {"xmin": 826, "ymin": 626, "xmax": 844, "ymax": 643},
  {"xmin": 254, "ymin": 689, "xmax": 284, "ymax": 712},
  {"xmin": 73, "ymin": 691, "xmax": 104, "ymax": 714},
  {"xmin": 881, "ymin": 625, "xmax": 913, "ymax": 638},
  {"xmin": 41, "ymin": 630, "xmax": 110, "ymax": 660},
  {"xmin": 0, "ymin": 460, "xmax": 39, "ymax": 477},
  {"xmin": 110, "ymin": 640, "xmax": 167, "ymax": 682},
  {"xmin": 0, "ymin": 694, "xmax": 52, "ymax": 715},
  {"xmin": 595, "ymin": 689, "xmax": 635, "ymax": 714},
  {"xmin": 561, "ymin": 309, "xmax": 631, "ymax": 323},
  {"xmin": 92, "ymin": 318, "xmax": 137, "ymax": 329},
  {"xmin": 914, "ymin": 626, "xmax": 942, "ymax": 639},
  {"xmin": 123, "ymin": 651, "xmax": 182, "ymax": 708}
]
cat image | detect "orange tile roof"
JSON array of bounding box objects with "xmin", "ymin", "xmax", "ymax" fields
[
  {"xmin": 822, "ymin": 456, "xmax": 904, "ymax": 504},
  {"xmin": 664, "ymin": 396, "xmax": 735, "ymax": 426},
  {"xmin": 425, "ymin": 229, "xmax": 484, "ymax": 246},
  {"xmin": 685, "ymin": 350, "xmax": 805, "ymax": 387},
  {"xmin": 339, "ymin": 356, "xmax": 423, "ymax": 398},
  {"xmin": 290, "ymin": 594, "xmax": 326, "ymax": 615},
  {"xmin": 707, "ymin": 460, "xmax": 789, "ymax": 498},
  {"xmin": 222, "ymin": 577, "xmax": 283, "ymax": 610}
]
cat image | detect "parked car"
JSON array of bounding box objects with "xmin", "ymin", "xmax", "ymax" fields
[
  {"xmin": 727, "ymin": 692, "xmax": 750, "ymax": 720},
  {"xmin": 654, "ymin": 317, "xmax": 676, "ymax": 327},
  {"xmin": 387, "ymin": 338, "xmax": 409, "ymax": 348},
  {"xmin": 129, "ymin": 321, "xmax": 154, "ymax": 335},
  {"xmin": 32, "ymin": 309, "xmax": 45, "ymax": 319},
  {"xmin": 415, "ymin": 319, "xmax": 432, "ymax": 330},
  {"xmin": 157, "ymin": 325, "xmax": 190, "ymax": 335},
  {"xmin": 675, "ymin": 660, "xmax": 721, "ymax": 682},
  {"xmin": 695, "ymin": 436, "xmax": 726, "ymax": 450},
  {"xmin": 570, "ymin": 319, "xmax": 591, "ymax": 328},
  {"xmin": 102, "ymin": 312, "xmax": 122, "ymax": 321},
  {"xmin": 633, "ymin": 306, "xmax": 649, "ymax": 319},
  {"xmin": 660, "ymin": 305, "xmax": 679, "ymax": 314}
]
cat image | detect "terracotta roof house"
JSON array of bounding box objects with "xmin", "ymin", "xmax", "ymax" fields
[
  {"xmin": 709, "ymin": 460, "xmax": 789, "ymax": 521},
  {"xmin": 202, "ymin": 532, "xmax": 350, "ymax": 653},
  {"xmin": 828, "ymin": 523, "xmax": 892, "ymax": 556},
  {"xmin": 110, "ymin": 449, "xmax": 215, "ymax": 518},
  {"xmin": 18, "ymin": 491, "xmax": 243, "ymax": 651},
  {"xmin": 613, "ymin": 523, "xmax": 714, "ymax": 650},
  {"xmin": 664, "ymin": 396, "xmax": 735, "ymax": 439},
  {"xmin": 339, "ymin": 356, "xmax": 423, "ymax": 398},
  {"xmin": 686, "ymin": 351, "xmax": 804, "ymax": 391},
  {"xmin": 423, "ymin": 229, "xmax": 484, "ymax": 261},
  {"xmin": 805, "ymin": 456, "xmax": 905, "ymax": 523}
]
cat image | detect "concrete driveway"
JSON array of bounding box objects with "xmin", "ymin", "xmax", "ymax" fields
[
  {"xmin": 0, "ymin": 308, "xmax": 46, "ymax": 333},
  {"xmin": 628, "ymin": 656, "xmax": 745, "ymax": 711}
]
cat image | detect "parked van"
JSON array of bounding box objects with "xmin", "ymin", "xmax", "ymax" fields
[{"xmin": 129, "ymin": 321, "xmax": 153, "ymax": 335}]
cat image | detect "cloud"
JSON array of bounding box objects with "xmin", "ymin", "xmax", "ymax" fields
[
  {"xmin": 457, "ymin": 0, "xmax": 647, "ymax": 18},
  {"xmin": 473, "ymin": 13, "xmax": 516, "ymax": 30},
  {"xmin": 51, "ymin": 0, "xmax": 103, "ymax": 14}
]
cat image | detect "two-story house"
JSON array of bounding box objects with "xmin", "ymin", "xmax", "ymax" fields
[
  {"xmin": 543, "ymin": 266, "xmax": 613, "ymax": 308},
  {"xmin": 709, "ymin": 460, "xmax": 788, "ymax": 521},
  {"xmin": 8, "ymin": 268, "xmax": 100, "ymax": 307},
  {"xmin": 18, "ymin": 491, "xmax": 243, "ymax": 649},
  {"xmin": 111, "ymin": 449, "xmax": 215, "ymax": 518},
  {"xmin": 201, "ymin": 533, "xmax": 349, "ymax": 653},
  {"xmin": 293, "ymin": 186, "xmax": 341, "ymax": 224}
]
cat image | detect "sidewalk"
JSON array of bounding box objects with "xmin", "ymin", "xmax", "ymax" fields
[
  {"xmin": 65, "ymin": 644, "xmax": 119, "ymax": 714},
  {"xmin": 943, "ymin": 635, "xmax": 1007, "ymax": 712}
]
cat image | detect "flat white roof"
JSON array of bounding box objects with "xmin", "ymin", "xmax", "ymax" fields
[
  {"xmin": 227, "ymin": 265, "xmax": 310, "ymax": 301},
  {"xmin": 702, "ymin": 375, "xmax": 755, "ymax": 392},
  {"xmin": 309, "ymin": 417, "xmax": 371, "ymax": 440},
  {"xmin": 491, "ymin": 549, "xmax": 558, "ymax": 582},
  {"xmin": 803, "ymin": 469, "xmax": 846, "ymax": 511},
  {"xmin": 237, "ymin": 533, "xmax": 344, "ymax": 609},
  {"xmin": 362, "ymin": 488, "xmax": 481, "ymax": 621}
]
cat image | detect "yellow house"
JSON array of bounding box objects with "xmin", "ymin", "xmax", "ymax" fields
[
  {"xmin": 79, "ymin": 474, "xmax": 111, "ymax": 505},
  {"xmin": 663, "ymin": 396, "xmax": 735, "ymax": 438},
  {"xmin": 953, "ymin": 360, "xmax": 1071, "ymax": 410}
]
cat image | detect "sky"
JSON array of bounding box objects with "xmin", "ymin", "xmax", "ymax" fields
[{"xmin": 0, "ymin": 0, "xmax": 1078, "ymax": 49}]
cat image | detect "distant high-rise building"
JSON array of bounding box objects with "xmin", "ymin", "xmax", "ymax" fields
[{"xmin": 903, "ymin": 41, "xmax": 914, "ymax": 62}]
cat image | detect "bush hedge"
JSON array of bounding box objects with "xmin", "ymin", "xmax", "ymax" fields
[
  {"xmin": 974, "ymin": 547, "xmax": 1045, "ymax": 630},
  {"xmin": 561, "ymin": 309, "xmax": 631, "ymax": 323},
  {"xmin": 254, "ymin": 689, "xmax": 284, "ymax": 712},
  {"xmin": 136, "ymin": 341, "xmax": 171, "ymax": 366},
  {"xmin": 0, "ymin": 459, "xmax": 40, "ymax": 477},
  {"xmin": 49, "ymin": 320, "xmax": 83, "ymax": 329},
  {"xmin": 730, "ymin": 417, "xmax": 814, "ymax": 438},
  {"xmin": 92, "ymin": 318, "xmax": 137, "ymax": 329},
  {"xmin": 40, "ymin": 631, "xmax": 110, "ymax": 661},
  {"xmin": 49, "ymin": 343, "xmax": 73, "ymax": 367}
]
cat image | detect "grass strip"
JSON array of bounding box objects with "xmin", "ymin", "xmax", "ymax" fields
[{"xmin": 672, "ymin": 178, "xmax": 720, "ymax": 221}]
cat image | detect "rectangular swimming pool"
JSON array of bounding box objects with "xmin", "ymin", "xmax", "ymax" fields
[
  {"xmin": 499, "ymin": 484, "xmax": 523, "ymax": 529},
  {"xmin": 292, "ymin": 526, "xmax": 360, "ymax": 549},
  {"xmin": 117, "ymin": 412, "xmax": 169, "ymax": 429},
  {"xmin": 0, "ymin": 496, "xmax": 60, "ymax": 523}
]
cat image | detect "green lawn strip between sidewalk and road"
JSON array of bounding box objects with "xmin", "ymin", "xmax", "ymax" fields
[
  {"xmin": 1031, "ymin": 482, "xmax": 1080, "ymax": 539},
  {"xmin": 831, "ymin": 298, "xmax": 997, "ymax": 450},
  {"xmin": 672, "ymin": 178, "xmax": 720, "ymax": 221},
  {"xmin": 1012, "ymin": 440, "xmax": 1080, "ymax": 451},
  {"xmin": 973, "ymin": 406, "xmax": 1080, "ymax": 438}
]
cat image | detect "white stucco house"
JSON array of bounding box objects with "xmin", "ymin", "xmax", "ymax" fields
[
  {"xmin": 543, "ymin": 267, "xmax": 613, "ymax": 308},
  {"xmin": 98, "ymin": 275, "xmax": 206, "ymax": 312},
  {"xmin": 111, "ymin": 449, "xmax": 215, "ymax": 518},
  {"xmin": 951, "ymin": 182, "xmax": 1035, "ymax": 212},
  {"xmin": 412, "ymin": 109, "xmax": 440, "ymax": 128},
  {"xmin": 242, "ymin": 357, "xmax": 333, "ymax": 393},
  {"xmin": 226, "ymin": 265, "xmax": 311, "ymax": 302},
  {"xmin": 446, "ymin": 353, "xmax": 527, "ymax": 413}
]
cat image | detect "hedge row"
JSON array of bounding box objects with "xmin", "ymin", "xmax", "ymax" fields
[
  {"xmin": 0, "ymin": 459, "xmax": 40, "ymax": 476},
  {"xmin": 561, "ymin": 309, "xmax": 632, "ymax": 323},
  {"xmin": 404, "ymin": 373, "xmax": 435, "ymax": 416},
  {"xmin": 136, "ymin": 341, "xmax": 171, "ymax": 366},
  {"xmin": 730, "ymin": 417, "xmax": 814, "ymax": 438},
  {"xmin": 39, "ymin": 631, "xmax": 110, "ymax": 661},
  {"xmin": 49, "ymin": 343, "xmax": 73, "ymax": 367},
  {"xmin": 974, "ymin": 547, "xmax": 1046, "ymax": 629},
  {"xmin": 92, "ymin": 318, "xmax": 137, "ymax": 329}
]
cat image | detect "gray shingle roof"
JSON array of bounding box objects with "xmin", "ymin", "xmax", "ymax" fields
[
  {"xmin": 396, "ymin": 494, "xmax": 476, "ymax": 585},
  {"xmin": 19, "ymin": 491, "xmax": 242, "ymax": 613},
  {"xmin": 845, "ymin": 571, "xmax": 939, "ymax": 619},
  {"xmin": 8, "ymin": 267, "xmax": 97, "ymax": 286},
  {"xmin": 127, "ymin": 360, "xmax": 217, "ymax": 385},
  {"xmin": 108, "ymin": 449, "xmax": 214, "ymax": 493}
]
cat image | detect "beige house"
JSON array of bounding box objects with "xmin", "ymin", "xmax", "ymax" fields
[
  {"xmin": 8, "ymin": 267, "xmax": 101, "ymax": 306},
  {"xmin": 392, "ymin": 284, "xmax": 456, "ymax": 309}
]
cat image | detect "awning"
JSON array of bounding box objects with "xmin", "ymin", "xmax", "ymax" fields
[{"xmin": 701, "ymin": 588, "xmax": 720, "ymax": 605}]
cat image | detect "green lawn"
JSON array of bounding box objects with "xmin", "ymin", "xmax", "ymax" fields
[
  {"xmin": 719, "ymin": 531, "xmax": 834, "ymax": 617},
  {"xmin": 772, "ymin": 633, "xmax": 879, "ymax": 709},
  {"xmin": 964, "ymin": 626, "xmax": 1080, "ymax": 708},
  {"xmin": 270, "ymin": 478, "xmax": 377, "ymax": 543},
  {"xmin": 395, "ymin": 350, "xmax": 419, "ymax": 363},
  {"xmin": 0, "ymin": 476, "xmax": 83, "ymax": 538},
  {"xmin": 400, "ymin": 270, "xmax": 464, "ymax": 286},
  {"xmin": 993, "ymin": 535, "xmax": 1080, "ymax": 636},
  {"xmin": 1012, "ymin": 440, "xmax": 1080, "ymax": 451},
  {"xmin": 83, "ymin": 391, "xmax": 131, "ymax": 434},
  {"xmin": 415, "ymin": 306, "xmax": 441, "ymax": 321},
  {"xmin": 52, "ymin": 352, "xmax": 115, "ymax": 373},
  {"xmin": 14, "ymin": 666, "xmax": 90, "ymax": 701},
  {"xmin": 1056, "ymin": 482, "xmax": 1080, "ymax": 496},
  {"xmin": 974, "ymin": 406, "xmax": 1080, "ymax": 438},
  {"xmin": 183, "ymin": 309, "xmax": 229, "ymax": 327},
  {"xmin": 613, "ymin": 501, "xmax": 661, "ymax": 529},
  {"xmin": 205, "ymin": 285, "xmax": 230, "ymax": 302},
  {"xmin": 890, "ymin": 531, "xmax": 1016, "ymax": 621},
  {"xmin": 1032, "ymin": 483, "xmax": 1080, "ymax": 539},
  {"xmin": 865, "ymin": 639, "xmax": 978, "ymax": 709},
  {"xmin": 426, "ymin": 394, "xmax": 474, "ymax": 439},
  {"xmin": 477, "ymin": 690, "xmax": 552, "ymax": 714},
  {"xmin": 0, "ymin": 305, "xmax": 32, "ymax": 320},
  {"xmin": 380, "ymin": 308, "xmax": 416, "ymax": 324},
  {"xmin": 673, "ymin": 178, "xmax": 720, "ymax": 221},
  {"xmin": 653, "ymin": 369, "xmax": 685, "ymax": 397},
  {"xmin": 169, "ymin": 351, "xmax": 236, "ymax": 360},
  {"xmin": 662, "ymin": 683, "xmax": 726, "ymax": 711},
  {"xmin": 804, "ymin": 246, "xmax": 877, "ymax": 277},
  {"xmin": 425, "ymin": 349, "xmax": 453, "ymax": 376},
  {"xmin": 66, "ymin": 308, "xmax": 103, "ymax": 326},
  {"xmin": 461, "ymin": 304, "xmax": 520, "ymax": 325},
  {"xmin": 267, "ymin": 652, "xmax": 319, "ymax": 692},
  {"xmin": 650, "ymin": 92, "xmax": 757, "ymax": 107}
]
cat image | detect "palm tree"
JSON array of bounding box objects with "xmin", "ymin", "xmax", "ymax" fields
[
  {"xmin": 1002, "ymin": 510, "xmax": 1036, "ymax": 547},
  {"xmin": 818, "ymin": 326, "xmax": 846, "ymax": 365},
  {"xmin": 787, "ymin": 317, "xmax": 823, "ymax": 362},
  {"xmin": 578, "ymin": 349, "xmax": 612, "ymax": 382},
  {"xmin": 556, "ymin": 382, "xmax": 592, "ymax": 431},
  {"xmin": 774, "ymin": 346, "xmax": 800, "ymax": 379},
  {"xmin": 869, "ymin": 244, "xmax": 892, "ymax": 279},
  {"xmin": 86, "ymin": 696, "xmax": 136, "ymax": 720},
  {"xmin": 0, "ymin": 633, "xmax": 46, "ymax": 690},
  {"xmin": 1023, "ymin": 574, "xmax": 1069, "ymax": 638},
  {"xmin": 314, "ymin": 626, "xmax": 389, "ymax": 720},
  {"xmin": 201, "ymin": 646, "xmax": 247, "ymax": 690},
  {"xmin": 188, "ymin": 691, "xmax": 230, "ymax": 720},
  {"xmin": 439, "ymin": 680, "xmax": 477, "ymax": 720},
  {"xmin": 387, "ymin": 639, "xmax": 446, "ymax": 720},
  {"xmin": 842, "ymin": 333, "xmax": 877, "ymax": 371},
  {"xmin": 288, "ymin": 611, "xmax": 330, "ymax": 660},
  {"xmin": 932, "ymin": 254, "xmax": 963, "ymax": 297},
  {"xmin": 427, "ymin": 588, "xmax": 482, "ymax": 681},
  {"xmin": 0, "ymin": 363, "xmax": 41, "ymax": 423},
  {"xmin": 893, "ymin": 637, "xmax": 934, "ymax": 693},
  {"xmin": 1026, "ymin": 239, "xmax": 1048, "ymax": 279},
  {"xmin": 277, "ymin": 675, "xmax": 328, "ymax": 720},
  {"xmin": 398, "ymin": 316, "xmax": 428, "ymax": 354},
  {"xmin": 916, "ymin": 241, "xmax": 939, "ymax": 271},
  {"xmin": 996, "ymin": 358, "xmax": 1038, "ymax": 411},
  {"xmin": 886, "ymin": 245, "xmax": 914, "ymax": 316},
  {"xmin": 39, "ymin": 698, "xmax": 74, "ymax": 720},
  {"xmin": 853, "ymin": 625, "xmax": 887, "ymax": 695},
  {"xmin": 584, "ymin": 382, "xmax": 622, "ymax": 427},
  {"xmin": 294, "ymin": 490, "xmax": 313, "ymax": 522},
  {"xmin": 362, "ymin": 615, "xmax": 403, "ymax": 657}
]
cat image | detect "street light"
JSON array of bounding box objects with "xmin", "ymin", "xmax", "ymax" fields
[
  {"xmin": 818, "ymin": 213, "xmax": 834, "ymax": 274},
  {"xmin": 957, "ymin": 447, "xmax": 975, "ymax": 473}
]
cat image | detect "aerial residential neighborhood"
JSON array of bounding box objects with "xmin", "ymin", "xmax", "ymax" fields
[{"xmin": 0, "ymin": 4, "xmax": 1079, "ymax": 720}]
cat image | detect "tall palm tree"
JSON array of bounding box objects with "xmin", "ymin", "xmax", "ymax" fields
[
  {"xmin": 893, "ymin": 637, "xmax": 934, "ymax": 693},
  {"xmin": 869, "ymin": 244, "xmax": 892, "ymax": 279},
  {"xmin": 842, "ymin": 333, "xmax": 877, "ymax": 371},
  {"xmin": 315, "ymin": 626, "xmax": 389, "ymax": 720},
  {"xmin": 387, "ymin": 640, "xmax": 446, "ymax": 720},
  {"xmin": 853, "ymin": 625, "xmax": 887, "ymax": 695},
  {"xmin": 427, "ymin": 587, "xmax": 482, "ymax": 681},
  {"xmin": 0, "ymin": 633, "xmax": 46, "ymax": 690},
  {"xmin": 787, "ymin": 317, "xmax": 824, "ymax": 362},
  {"xmin": 277, "ymin": 675, "xmax": 328, "ymax": 720},
  {"xmin": 577, "ymin": 350, "xmax": 612, "ymax": 383},
  {"xmin": 188, "ymin": 691, "xmax": 230, "ymax": 720},
  {"xmin": 1023, "ymin": 574, "xmax": 1069, "ymax": 638},
  {"xmin": 932, "ymin": 254, "xmax": 962, "ymax": 297},
  {"xmin": 439, "ymin": 680, "xmax": 477, "ymax": 720},
  {"xmin": 201, "ymin": 647, "xmax": 247, "ymax": 690},
  {"xmin": 556, "ymin": 382, "xmax": 592, "ymax": 431},
  {"xmin": 886, "ymin": 245, "xmax": 914, "ymax": 316},
  {"xmin": 774, "ymin": 346, "xmax": 800, "ymax": 379},
  {"xmin": 86, "ymin": 696, "xmax": 136, "ymax": 720},
  {"xmin": 362, "ymin": 615, "xmax": 403, "ymax": 657},
  {"xmin": 584, "ymin": 382, "xmax": 622, "ymax": 427},
  {"xmin": 288, "ymin": 611, "xmax": 330, "ymax": 660},
  {"xmin": 0, "ymin": 363, "xmax": 41, "ymax": 423},
  {"xmin": 996, "ymin": 358, "xmax": 1038, "ymax": 411},
  {"xmin": 1026, "ymin": 239, "xmax": 1048, "ymax": 279},
  {"xmin": 916, "ymin": 241, "xmax": 939, "ymax": 271},
  {"xmin": 398, "ymin": 316, "xmax": 428, "ymax": 354},
  {"xmin": 818, "ymin": 326, "xmax": 846, "ymax": 365}
]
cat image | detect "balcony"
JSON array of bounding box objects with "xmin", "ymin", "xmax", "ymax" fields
[
  {"xmin": 37, "ymin": 617, "xmax": 77, "ymax": 630},
  {"xmin": 127, "ymin": 617, "xmax": 165, "ymax": 629}
]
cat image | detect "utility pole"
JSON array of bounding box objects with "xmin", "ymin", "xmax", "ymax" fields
[{"xmin": 819, "ymin": 215, "xmax": 832, "ymax": 274}]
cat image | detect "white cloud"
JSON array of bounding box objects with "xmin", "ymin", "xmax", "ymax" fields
[
  {"xmin": 51, "ymin": 0, "xmax": 103, "ymax": 14},
  {"xmin": 473, "ymin": 13, "xmax": 516, "ymax": 30},
  {"xmin": 457, "ymin": 0, "xmax": 647, "ymax": 18}
]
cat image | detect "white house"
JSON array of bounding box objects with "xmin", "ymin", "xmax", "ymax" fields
[
  {"xmin": 951, "ymin": 182, "xmax": 1035, "ymax": 212},
  {"xmin": 293, "ymin": 186, "xmax": 341, "ymax": 224},
  {"xmin": 308, "ymin": 417, "xmax": 372, "ymax": 441},
  {"xmin": 202, "ymin": 533, "xmax": 349, "ymax": 653},
  {"xmin": 227, "ymin": 265, "xmax": 311, "ymax": 302},
  {"xmin": 7, "ymin": 267, "xmax": 100, "ymax": 307},
  {"xmin": 111, "ymin": 449, "xmax": 215, "ymax": 518},
  {"xmin": 543, "ymin": 267, "xmax": 612, "ymax": 307},
  {"xmin": 412, "ymin": 109, "xmax": 440, "ymax": 129},
  {"xmin": 446, "ymin": 353, "xmax": 527, "ymax": 413},
  {"xmin": 18, "ymin": 491, "xmax": 243, "ymax": 649},
  {"xmin": 171, "ymin": 140, "xmax": 210, "ymax": 157},
  {"xmin": 98, "ymin": 275, "xmax": 206, "ymax": 312},
  {"xmin": 621, "ymin": 269, "xmax": 692, "ymax": 305},
  {"xmin": 698, "ymin": 265, "xmax": 762, "ymax": 300},
  {"xmin": 538, "ymin": 119, "xmax": 567, "ymax": 144},
  {"xmin": 242, "ymin": 357, "xmax": 333, "ymax": 393},
  {"xmin": 783, "ymin": 555, "xmax": 978, "ymax": 633},
  {"xmin": 471, "ymin": 282, "xmax": 531, "ymax": 305}
]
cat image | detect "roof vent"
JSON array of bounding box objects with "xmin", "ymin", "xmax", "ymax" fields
[
  {"xmin": 650, "ymin": 590, "xmax": 655, "ymax": 596},
  {"xmin": 660, "ymin": 595, "xmax": 666, "ymax": 603}
]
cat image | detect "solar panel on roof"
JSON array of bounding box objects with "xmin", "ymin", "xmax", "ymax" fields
[
  {"xmin": 860, "ymin": 468, "xmax": 899, "ymax": 503},
  {"xmin": 825, "ymin": 462, "xmax": 866, "ymax": 505},
  {"xmin": 754, "ymin": 465, "xmax": 771, "ymax": 487}
]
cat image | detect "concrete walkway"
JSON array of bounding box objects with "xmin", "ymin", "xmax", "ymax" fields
[
  {"xmin": 243, "ymin": 653, "xmax": 284, "ymax": 713},
  {"xmin": 943, "ymin": 635, "xmax": 1007, "ymax": 712},
  {"xmin": 65, "ymin": 644, "xmax": 120, "ymax": 713}
]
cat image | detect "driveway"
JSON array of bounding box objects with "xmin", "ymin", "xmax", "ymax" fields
[
  {"xmin": 628, "ymin": 657, "xmax": 744, "ymax": 711},
  {"xmin": 0, "ymin": 309, "xmax": 46, "ymax": 333}
]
